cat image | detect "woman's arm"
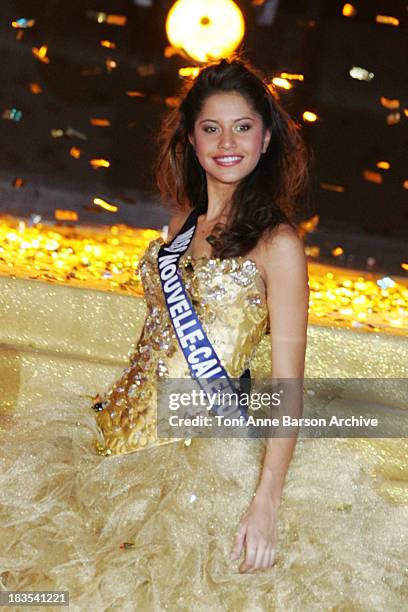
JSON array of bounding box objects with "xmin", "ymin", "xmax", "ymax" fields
[{"xmin": 230, "ymin": 224, "xmax": 310, "ymax": 572}]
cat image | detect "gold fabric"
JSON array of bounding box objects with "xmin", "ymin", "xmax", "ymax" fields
[
  {"xmin": 1, "ymin": 237, "xmax": 407, "ymax": 608},
  {"xmin": 94, "ymin": 237, "xmax": 269, "ymax": 456}
]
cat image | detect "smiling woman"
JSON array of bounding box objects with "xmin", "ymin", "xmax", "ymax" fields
[{"xmin": 83, "ymin": 54, "xmax": 316, "ymax": 603}]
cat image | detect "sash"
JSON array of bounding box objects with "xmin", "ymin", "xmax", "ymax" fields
[{"xmin": 157, "ymin": 209, "xmax": 250, "ymax": 421}]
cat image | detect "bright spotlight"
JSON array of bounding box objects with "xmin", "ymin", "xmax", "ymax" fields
[{"xmin": 165, "ymin": 0, "xmax": 245, "ymax": 62}]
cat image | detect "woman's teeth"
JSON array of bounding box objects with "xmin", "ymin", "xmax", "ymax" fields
[{"xmin": 214, "ymin": 156, "xmax": 243, "ymax": 165}]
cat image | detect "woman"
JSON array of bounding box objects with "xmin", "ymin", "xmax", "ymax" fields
[{"xmin": 93, "ymin": 55, "xmax": 311, "ymax": 578}]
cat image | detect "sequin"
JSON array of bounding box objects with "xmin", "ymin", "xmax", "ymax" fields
[{"xmin": 93, "ymin": 238, "xmax": 268, "ymax": 456}]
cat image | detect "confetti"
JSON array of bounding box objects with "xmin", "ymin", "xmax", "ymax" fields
[
  {"xmin": 86, "ymin": 11, "xmax": 127, "ymax": 26},
  {"xmin": 376, "ymin": 15, "xmax": 399, "ymax": 27},
  {"xmin": 125, "ymin": 91, "xmax": 145, "ymax": 97},
  {"xmin": 29, "ymin": 82, "xmax": 42, "ymax": 94},
  {"xmin": 65, "ymin": 127, "xmax": 87, "ymax": 140},
  {"xmin": 69, "ymin": 147, "xmax": 81, "ymax": 159},
  {"xmin": 93, "ymin": 198, "xmax": 118, "ymax": 212},
  {"xmin": 0, "ymin": 216, "xmax": 406, "ymax": 335},
  {"xmin": 2, "ymin": 108, "xmax": 23, "ymax": 121},
  {"xmin": 178, "ymin": 67, "xmax": 200, "ymax": 78},
  {"xmin": 349, "ymin": 66, "xmax": 374, "ymax": 81},
  {"xmin": 342, "ymin": 4, "xmax": 356, "ymax": 17},
  {"xmin": 105, "ymin": 58, "xmax": 117, "ymax": 71},
  {"xmin": 32, "ymin": 45, "xmax": 50, "ymax": 64},
  {"xmin": 90, "ymin": 159, "xmax": 110, "ymax": 169},
  {"xmin": 272, "ymin": 78, "xmax": 293, "ymax": 90},
  {"xmin": 100, "ymin": 40, "xmax": 116, "ymax": 48},
  {"xmin": 303, "ymin": 111, "xmax": 318, "ymax": 122},
  {"xmin": 12, "ymin": 178, "xmax": 24, "ymax": 189},
  {"xmin": 320, "ymin": 183, "xmax": 345, "ymax": 193},
  {"xmin": 279, "ymin": 72, "xmax": 304, "ymax": 81},
  {"xmin": 386, "ymin": 112, "xmax": 400, "ymax": 125},
  {"xmin": 363, "ymin": 170, "xmax": 383, "ymax": 184},
  {"xmin": 377, "ymin": 277, "xmax": 396, "ymax": 290},
  {"xmin": 380, "ymin": 97, "xmax": 400, "ymax": 109},
  {"xmin": 11, "ymin": 18, "xmax": 35, "ymax": 29},
  {"xmin": 89, "ymin": 118, "xmax": 111, "ymax": 127},
  {"xmin": 55, "ymin": 210, "xmax": 79, "ymax": 222}
]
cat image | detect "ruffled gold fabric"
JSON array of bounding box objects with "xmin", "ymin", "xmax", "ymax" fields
[
  {"xmin": 93, "ymin": 237, "xmax": 268, "ymax": 456},
  {"xmin": 1, "ymin": 236, "xmax": 407, "ymax": 609}
]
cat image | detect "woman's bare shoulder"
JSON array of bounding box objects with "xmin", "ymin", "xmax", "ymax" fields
[
  {"xmin": 254, "ymin": 222, "xmax": 307, "ymax": 281},
  {"xmin": 167, "ymin": 208, "xmax": 192, "ymax": 240},
  {"xmin": 260, "ymin": 222, "xmax": 303, "ymax": 257}
]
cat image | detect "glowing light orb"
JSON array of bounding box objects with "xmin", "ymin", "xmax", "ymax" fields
[{"xmin": 166, "ymin": 0, "xmax": 245, "ymax": 62}]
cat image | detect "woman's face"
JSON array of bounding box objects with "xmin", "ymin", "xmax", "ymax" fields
[{"xmin": 188, "ymin": 91, "xmax": 271, "ymax": 189}]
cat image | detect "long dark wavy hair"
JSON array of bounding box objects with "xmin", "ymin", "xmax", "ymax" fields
[{"xmin": 154, "ymin": 53, "xmax": 314, "ymax": 258}]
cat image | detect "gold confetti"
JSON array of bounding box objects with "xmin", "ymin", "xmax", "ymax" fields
[
  {"xmin": 363, "ymin": 170, "xmax": 383, "ymax": 184},
  {"xmin": 86, "ymin": 11, "xmax": 127, "ymax": 26},
  {"xmin": 69, "ymin": 147, "xmax": 81, "ymax": 159},
  {"xmin": 332, "ymin": 247, "xmax": 344, "ymax": 257},
  {"xmin": 303, "ymin": 111, "xmax": 318, "ymax": 122},
  {"xmin": 106, "ymin": 14, "xmax": 127, "ymax": 26},
  {"xmin": 93, "ymin": 198, "xmax": 118, "ymax": 212},
  {"xmin": 178, "ymin": 67, "xmax": 200, "ymax": 78},
  {"xmin": 90, "ymin": 159, "xmax": 110, "ymax": 169},
  {"xmin": 272, "ymin": 78, "xmax": 293, "ymax": 90},
  {"xmin": 105, "ymin": 58, "xmax": 117, "ymax": 71},
  {"xmin": 32, "ymin": 45, "xmax": 50, "ymax": 64},
  {"xmin": 320, "ymin": 183, "xmax": 345, "ymax": 193},
  {"xmin": 305, "ymin": 246, "xmax": 320, "ymax": 258},
  {"xmin": 376, "ymin": 15, "xmax": 399, "ymax": 26},
  {"xmin": 29, "ymin": 82, "xmax": 42, "ymax": 94},
  {"xmin": 100, "ymin": 40, "xmax": 116, "ymax": 48},
  {"xmin": 0, "ymin": 216, "xmax": 406, "ymax": 335},
  {"xmin": 55, "ymin": 210, "xmax": 79, "ymax": 222},
  {"xmin": 90, "ymin": 118, "xmax": 111, "ymax": 127},
  {"xmin": 280, "ymin": 72, "xmax": 304, "ymax": 81},
  {"xmin": 386, "ymin": 112, "xmax": 400, "ymax": 125},
  {"xmin": 342, "ymin": 4, "xmax": 356, "ymax": 17},
  {"xmin": 51, "ymin": 129, "xmax": 64, "ymax": 138},
  {"xmin": 300, "ymin": 215, "xmax": 319, "ymax": 233},
  {"xmin": 125, "ymin": 91, "xmax": 145, "ymax": 97},
  {"xmin": 376, "ymin": 161, "xmax": 390, "ymax": 170},
  {"xmin": 380, "ymin": 96, "xmax": 400, "ymax": 109}
]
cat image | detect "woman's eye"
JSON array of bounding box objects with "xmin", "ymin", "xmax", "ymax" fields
[{"xmin": 236, "ymin": 124, "xmax": 251, "ymax": 132}]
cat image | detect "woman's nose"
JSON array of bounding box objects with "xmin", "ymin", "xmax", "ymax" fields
[{"xmin": 217, "ymin": 130, "xmax": 236, "ymax": 150}]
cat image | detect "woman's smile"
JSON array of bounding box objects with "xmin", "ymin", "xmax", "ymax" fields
[{"xmin": 212, "ymin": 155, "xmax": 244, "ymax": 167}]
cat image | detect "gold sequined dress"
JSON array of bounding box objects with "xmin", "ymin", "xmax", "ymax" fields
[{"xmin": 94, "ymin": 236, "xmax": 268, "ymax": 456}]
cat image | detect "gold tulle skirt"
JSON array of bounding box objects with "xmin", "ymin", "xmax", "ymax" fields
[{"xmin": 1, "ymin": 346, "xmax": 407, "ymax": 610}]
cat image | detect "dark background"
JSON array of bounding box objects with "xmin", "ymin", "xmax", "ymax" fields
[{"xmin": 0, "ymin": 0, "xmax": 407, "ymax": 271}]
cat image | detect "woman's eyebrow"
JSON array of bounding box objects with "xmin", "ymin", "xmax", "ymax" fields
[{"xmin": 199, "ymin": 116, "xmax": 254, "ymax": 124}]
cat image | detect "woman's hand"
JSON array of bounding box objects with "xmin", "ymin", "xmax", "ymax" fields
[{"xmin": 230, "ymin": 491, "xmax": 279, "ymax": 573}]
